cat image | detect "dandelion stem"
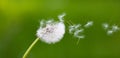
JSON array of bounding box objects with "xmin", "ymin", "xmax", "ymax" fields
[{"xmin": 22, "ymin": 38, "xmax": 39, "ymax": 58}]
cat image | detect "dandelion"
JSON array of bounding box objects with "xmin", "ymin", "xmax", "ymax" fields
[{"xmin": 22, "ymin": 13, "xmax": 66, "ymax": 58}]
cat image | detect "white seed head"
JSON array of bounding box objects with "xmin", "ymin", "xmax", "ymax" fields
[
  {"xmin": 37, "ymin": 19, "xmax": 65, "ymax": 44},
  {"xmin": 84, "ymin": 21, "xmax": 93, "ymax": 28}
]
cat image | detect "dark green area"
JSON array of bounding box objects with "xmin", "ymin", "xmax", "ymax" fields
[{"xmin": 0, "ymin": 0, "xmax": 120, "ymax": 58}]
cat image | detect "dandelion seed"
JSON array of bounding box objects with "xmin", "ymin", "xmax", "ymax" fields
[
  {"xmin": 68, "ymin": 24, "xmax": 84, "ymax": 38},
  {"xmin": 112, "ymin": 25, "xmax": 120, "ymax": 32},
  {"xmin": 107, "ymin": 30, "xmax": 114, "ymax": 35},
  {"xmin": 74, "ymin": 29, "xmax": 84, "ymax": 37},
  {"xmin": 102, "ymin": 23, "xmax": 109, "ymax": 30},
  {"xmin": 58, "ymin": 13, "xmax": 66, "ymax": 22},
  {"xmin": 74, "ymin": 29, "xmax": 84, "ymax": 45},
  {"xmin": 39, "ymin": 20, "xmax": 45, "ymax": 28},
  {"xmin": 84, "ymin": 21, "xmax": 93, "ymax": 28},
  {"xmin": 102, "ymin": 23, "xmax": 120, "ymax": 35},
  {"xmin": 69, "ymin": 25, "xmax": 75, "ymax": 34},
  {"xmin": 77, "ymin": 35, "xmax": 85, "ymax": 39},
  {"xmin": 75, "ymin": 24, "xmax": 81, "ymax": 29},
  {"xmin": 69, "ymin": 24, "xmax": 81, "ymax": 34},
  {"xmin": 68, "ymin": 23, "xmax": 85, "ymax": 45},
  {"xmin": 46, "ymin": 19, "xmax": 54, "ymax": 24}
]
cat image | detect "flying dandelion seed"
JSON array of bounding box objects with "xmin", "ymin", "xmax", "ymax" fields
[
  {"xmin": 84, "ymin": 21, "xmax": 94, "ymax": 28},
  {"xmin": 74, "ymin": 29, "xmax": 85, "ymax": 44},
  {"xmin": 39, "ymin": 20, "xmax": 45, "ymax": 28},
  {"xmin": 76, "ymin": 35, "xmax": 85, "ymax": 45},
  {"xmin": 74, "ymin": 29, "xmax": 84, "ymax": 37},
  {"xmin": 69, "ymin": 24, "xmax": 81, "ymax": 34},
  {"xmin": 112, "ymin": 25, "xmax": 120, "ymax": 32},
  {"xmin": 69, "ymin": 25, "xmax": 75, "ymax": 34},
  {"xmin": 68, "ymin": 23, "xmax": 85, "ymax": 44},
  {"xmin": 102, "ymin": 23, "xmax": 120, "ymax": 35},
  {"xmin": 58, "ymin": 13, "xmax": 66, "ymax": 22},
  {"xmin": 68, "ymin": 21, "xmax": 94, "ymax": 45},
  {"xmin": 107, "ymin": 30, "xmax": 114, "ymax": 35},
  {"xmin": 46, "ymin": 19, "xmax": 54, "ymax": 24},
  {"xmin": 102, "ymin": 23, "xmax": 109, "ymax": 30}
]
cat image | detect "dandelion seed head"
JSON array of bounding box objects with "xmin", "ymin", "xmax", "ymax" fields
[{"xmin": 37, "ymin": 19, "xmax": 65, "ymax": 44}]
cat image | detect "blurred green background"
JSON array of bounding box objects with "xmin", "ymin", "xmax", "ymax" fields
[{"xmin": 0, "ymin": 0, "xmax": 120, "ymax": 58}]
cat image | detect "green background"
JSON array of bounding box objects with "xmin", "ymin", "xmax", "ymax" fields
[{"xmin": 0, "ymin": 0, "xmax": 120, "ymax": 58}]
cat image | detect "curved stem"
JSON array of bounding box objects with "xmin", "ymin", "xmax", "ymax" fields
[{"xmin": 22, "ymin": 38, "xmax": 39, "ymax": 58}]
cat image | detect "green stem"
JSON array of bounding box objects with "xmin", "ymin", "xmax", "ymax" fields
[
  {"xmin": 22, "ymin": 38, "xmax": 39, "ymax": 58},
  {"xmin": 76, "ymin": 38, "xmax": 80, "ymax": 45}
]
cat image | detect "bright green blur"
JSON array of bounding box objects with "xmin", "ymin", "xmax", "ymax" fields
[{"xmin": 0, "ymin": 0, "xmax": 120, "ymax": 58}]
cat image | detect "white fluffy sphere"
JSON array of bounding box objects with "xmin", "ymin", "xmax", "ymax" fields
[{"xmin": 37, "ymin": 21, "xmax": 65, "ymax": 44}]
